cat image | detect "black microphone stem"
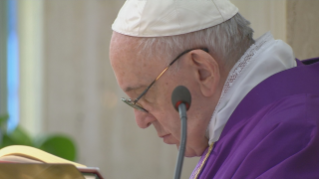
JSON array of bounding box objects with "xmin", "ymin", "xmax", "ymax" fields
[{"xmin": 174, "ymin": 103, "xmax": 187, "ymax": 179}]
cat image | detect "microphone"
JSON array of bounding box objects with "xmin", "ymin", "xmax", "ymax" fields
[
  {"xmin": 172, "ymin": 86, "xmax": 191, "ymax": 111},
  {"xmin": 171, "ymin": 86, "xmax": 191, "ymax": 179}
]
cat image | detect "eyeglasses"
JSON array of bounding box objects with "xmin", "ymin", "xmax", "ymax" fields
[{"xmin": 121, "ymin": 48, "xmax": 209, "ymax": 113}]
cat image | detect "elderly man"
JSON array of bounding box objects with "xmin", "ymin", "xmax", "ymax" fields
[{"xmin": 110, "ymin": 0, "xmax": 319, "ymax": 178}]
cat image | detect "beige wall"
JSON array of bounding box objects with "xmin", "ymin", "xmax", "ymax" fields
[
  {"xmin": 287, "ymin": 0, "xmax": 319, "ymax": 60},
  {"xmin": 41, "ymin": 1, "xmax": 198, "ymax": 178},
  {"xmin": 18, "ymin": 1, "xmax": 318, "ymax": 179},
  {"xmin": 232, "ymin": 0, "xmax": 287, "ymax": 41},
  {"xmin": 233, "ymin": 0, "xmax": 319, "ymax": 60}
]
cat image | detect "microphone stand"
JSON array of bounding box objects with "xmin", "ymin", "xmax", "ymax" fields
[{"xmin": 174, "ymin": 103, "xmax": 187, "ymax": 179}]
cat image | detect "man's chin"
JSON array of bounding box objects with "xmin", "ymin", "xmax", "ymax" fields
[
  {"xmin": 174, "ymin": 145, "xmax": 195, "ymax": 157},
  {"xmin": 163, "ymin": 138, "xmax": 176, "ymax": 145},
  {"xmin": 175, "ymin": 145, "xmax": 206, "ymax": 157}
]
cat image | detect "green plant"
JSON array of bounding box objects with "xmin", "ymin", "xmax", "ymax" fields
[{"xmin": 0, "ymin": 114, "xmax": 77, "ymax": 161}]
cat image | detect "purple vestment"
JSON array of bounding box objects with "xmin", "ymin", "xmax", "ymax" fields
[{"xmin": 195, "ymin": 58, "xmax": 319, "ymax": 179}]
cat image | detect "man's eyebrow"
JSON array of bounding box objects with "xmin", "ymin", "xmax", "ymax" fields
[{"xmin": 124, "ymin": 85, "xmax": 147, "ymax": 92}]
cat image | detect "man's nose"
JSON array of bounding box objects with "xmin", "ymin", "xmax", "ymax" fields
[{"xmin": 134, "ymin": 109, "xmax": 156, "ymax": 128}]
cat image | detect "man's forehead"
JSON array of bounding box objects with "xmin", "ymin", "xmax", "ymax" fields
[
  {"xmin": 110, "ymin": 33, "xmax": 164, "ymax": 92},
  {"xmin": 111, "ymin": 59, "xmax": 151, "ymax": 93},
  {"xmin": 110, "ymin": 33, "xmax": 139, "ymax": 58}
]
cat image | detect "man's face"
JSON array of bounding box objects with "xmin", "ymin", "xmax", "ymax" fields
[{"xmin": 110, "ymin": 33, "xmax": 214, "ymax": 157}]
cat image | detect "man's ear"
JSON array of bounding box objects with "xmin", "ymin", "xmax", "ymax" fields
[{"xmin": 189, "ymin": 50, "xmax": 220, "ymax": 97}]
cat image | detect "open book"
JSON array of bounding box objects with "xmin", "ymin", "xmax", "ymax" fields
[{"xmin": 0, "ymin": 145, "xmax": 103, "ymax": 179}]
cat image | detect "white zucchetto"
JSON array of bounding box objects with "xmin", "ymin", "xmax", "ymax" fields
[{"xmin": 112, "ymin": 0, "xmax": 238, "ymax": 37}]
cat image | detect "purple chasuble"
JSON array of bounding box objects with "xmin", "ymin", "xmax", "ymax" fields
[{"xmin": 195, "ymin": 58, "xmax": 319, "ymax": 179}]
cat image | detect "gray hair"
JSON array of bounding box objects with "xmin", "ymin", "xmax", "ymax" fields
[{"xmin": 137, "ymin": 13, "xmax": 255, "ymax": 69}]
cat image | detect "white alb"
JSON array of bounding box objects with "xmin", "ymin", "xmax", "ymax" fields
[{"xmin": 207, "ymin": 32, "xmax": 297, "ymax": 145}]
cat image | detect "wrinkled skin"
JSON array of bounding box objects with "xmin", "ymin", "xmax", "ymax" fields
[{"xmin": 109, "ymin": 32, "xmax": 227, "ymax": 157}]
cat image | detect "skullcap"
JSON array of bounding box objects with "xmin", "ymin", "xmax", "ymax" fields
[{"xmin": 112, "ymin": 0, "xmax": 238, "ymax": 37}]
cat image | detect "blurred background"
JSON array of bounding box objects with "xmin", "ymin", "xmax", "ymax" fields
[{"xmin": 0, "ymin": 0, "xmax": 318, "ymax": 178}]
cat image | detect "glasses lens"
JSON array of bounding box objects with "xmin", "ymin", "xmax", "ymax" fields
[{"xmin": 121, "ymin": 98, "xmax": 148, "ymax": 112}]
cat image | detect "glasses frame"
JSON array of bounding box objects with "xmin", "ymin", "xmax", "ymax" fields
[{"xmin": 121, "ymin": 48, "xmax": 209, "ymax": 112}]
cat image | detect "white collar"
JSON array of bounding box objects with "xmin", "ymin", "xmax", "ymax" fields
[{"xmin": 207, "ymin": 32, "xmax": 296, "ymax": 145}]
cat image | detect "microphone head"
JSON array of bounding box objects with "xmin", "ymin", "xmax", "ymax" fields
[{"xmin": 171, "ymin": 85, "xmax": 192, "ymax": 111}]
